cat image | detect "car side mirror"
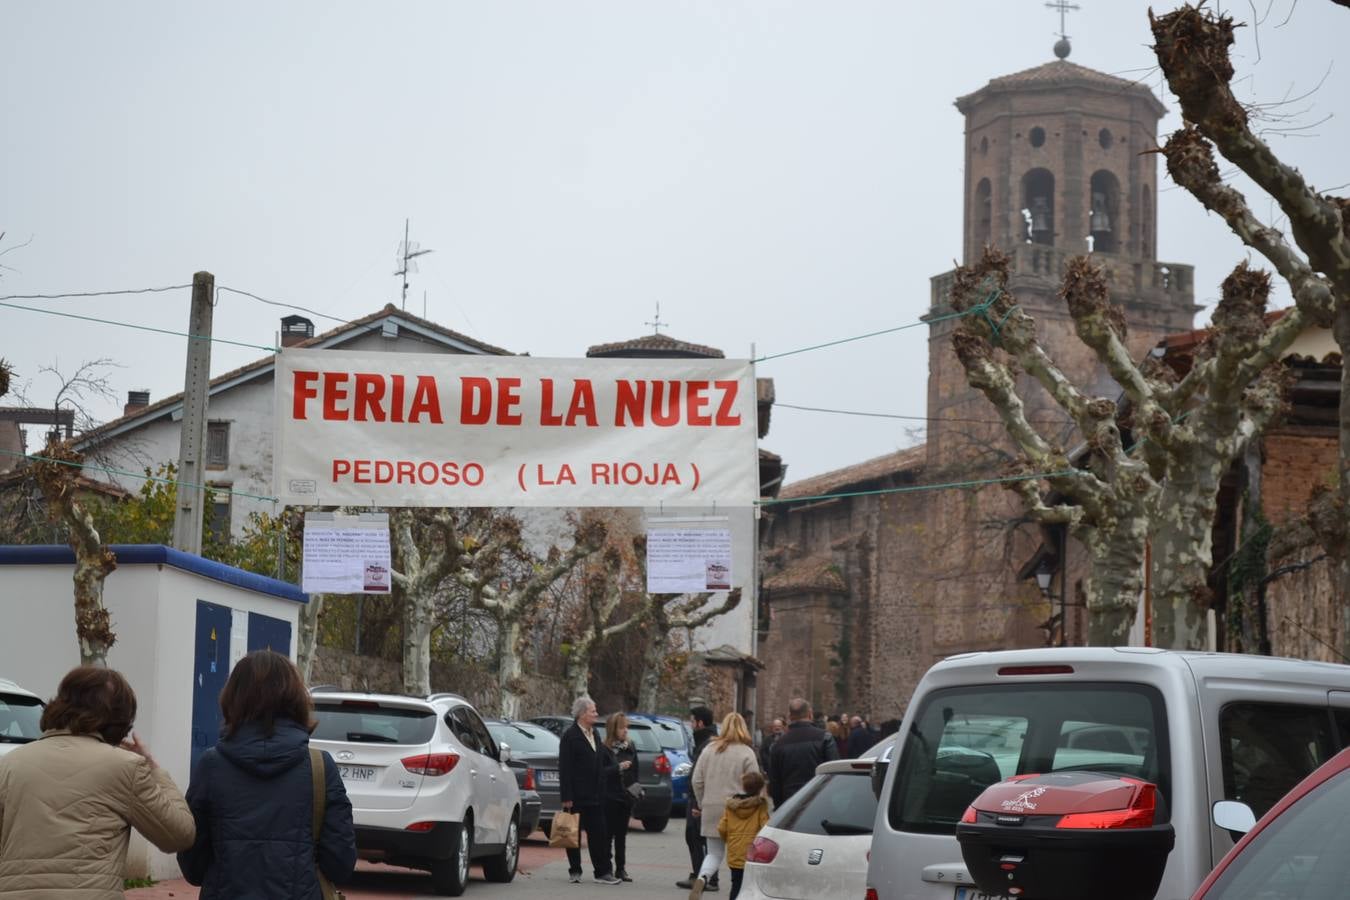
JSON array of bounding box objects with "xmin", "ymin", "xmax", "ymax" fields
[
  {"xmin": 1213, "ymin": 800, "xmax": 1256, "ymax": 836},
  {"xmin": 499, "ymin": 741, "xmax": 513, "ymax": 763}
]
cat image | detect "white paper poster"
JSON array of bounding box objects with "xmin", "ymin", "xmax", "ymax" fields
[
  {"xmin": 302, "ymin": 513, "xmax": 392, "ymax": 595},
  {"xmin": 273, "ymin": 349, "xmax": 757, "ymax": 508},
  {"xmin": 646, "ymin": 529, "xmax": 733, "ymax": 593}
]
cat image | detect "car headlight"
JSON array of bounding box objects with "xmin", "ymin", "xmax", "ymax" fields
[{"xmin": 674, "ymin": 762, "xmax": 692, "ymax": 777}]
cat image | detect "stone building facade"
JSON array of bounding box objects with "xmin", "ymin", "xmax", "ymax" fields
[{"xmin": 757, "ymin": 50, "xmax": 1199, "ymax": 722}]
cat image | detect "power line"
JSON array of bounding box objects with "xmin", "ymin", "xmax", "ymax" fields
[
  {"xmin": 216, "ymin": 285, "xmax": 350, "ymax": 325},
  {"xmin": 0, "ymin": 447, "xmax": 280, "ymax": 503},
  {"xmin": 0, "ymin": 284, "xmax": 192, "ymax": 301},
  {"xmin": 0, "ymin": 300, "xmax": 280, "ymax": 352},
  {"xmin": 775, "ymin": 401, "xmax": 1073, "ymax": 427}
]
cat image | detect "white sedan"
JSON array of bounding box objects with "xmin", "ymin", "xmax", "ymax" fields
[{"xmin": 741, "ymin": 738, "xmax": 895, "ymax": 900}]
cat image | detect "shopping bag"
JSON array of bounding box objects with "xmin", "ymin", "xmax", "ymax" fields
[{"xmin": 549, "ymin": 810, "xmax": 582, "ymax": 849}]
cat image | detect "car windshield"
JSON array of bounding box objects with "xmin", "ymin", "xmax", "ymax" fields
[
  {"xmin": 488, "ymin": 722, "xmax": 560, "ymax": 754},
  {"xmin": 594, "ymin": 723, "xmax": 662, "ymax": 753},
  {"xmin": 890, "ymin": 682, "xmax": 1169, "ymax": 835},
  {"xmin": 650, "ymin": 721, "xmax": 688, "ymax": 751},
  {"xmin": 773, "ymin": 771, "xmax": 877, "ymax": 836},
  {"xmin": 0, "ymin": 693, "xmax": 43, "ymax": 744},
  {"xmin": 313, "ymin": 702, "xmax": 436, "ymax": 744},
  {"xmin": 1204, "ymin": 767, "xmax": 1350, "ymax": 898}
]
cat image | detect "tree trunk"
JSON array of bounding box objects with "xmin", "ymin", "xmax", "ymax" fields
[
  {"xmin": 1338, "ymin": 301, "xmax": 1350, "ymax": 660},
  {"xmin": 564, "ymin": 634, "xmax": 594, "ymax": 699},
  {"xmin": 497, "ymin": 617, "xmax": 525, "ymax": 718},
  {"xmin": 401, "ymin": 586, "xmax": 434, "ymax": 696},
  {"xmin": 296, "ymin": 593, "xmax": 325, "ymax": 683},
  {"xmin": 637, "ymin": 618, "xmax": 669, "ymax": 711},
  {"xmin": 64, "ymin": 497, "xmax": 117, "ymax": 666},
  {"xmin": 1081, "ymin": 520, "xmax": 1147, "ymax": 646},
  {"xmin": 1150, "ymin": 445, "xmax": 1229, "ymax": 650}
]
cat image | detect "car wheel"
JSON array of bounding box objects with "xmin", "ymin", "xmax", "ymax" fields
[
  {"xmin": 430, "ymin": 822, "xmax": 472, "ymax": 896},
  {"xmin": 482, "ymin": 814, "xmax": 519, "ymax": 883},
  {"xmin": 642, "ymin": 816, "xmax": 669, "ymax": 832}
]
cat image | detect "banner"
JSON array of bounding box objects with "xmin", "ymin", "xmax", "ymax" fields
[
  {"xmin": 273, "ymin": 349, "xmax": 758, "ymax": 508},
  {"xmin": 302, "ymin": 513, "xmax": 392, "ymax": 594}
]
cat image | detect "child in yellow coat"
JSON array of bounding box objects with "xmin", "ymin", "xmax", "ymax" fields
[{"xmin": 718, "ymin": 770, "xmax": 771, "ymax": 900}]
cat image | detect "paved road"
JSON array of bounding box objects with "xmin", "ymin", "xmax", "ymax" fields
[{"xmin": 127, "ymin": 820, "xmax": 697, "ymax": 900}]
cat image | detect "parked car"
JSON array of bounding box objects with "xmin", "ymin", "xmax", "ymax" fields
[
  {"xmin": 310, "ymin": 690, "xmax": 521, "ymax": 896},
  {"xmin": 741, "ymin": 737, "xmax": 895, "ymax": 900},
  {"xmin": 865, "ymin": 647, "xmax": 1350, "ymax": 900},
  {"xmin": 502, "ymin": 759, "xmax": 542, "ymax": 839},
  {"xmin": 593, "ymin": 718, "xmax": 674, "ymax": 832},
  {"xmin": 0, "ymin": 678, "xmax": 44, "ymax": 760},
  {"xmin": 1190, "ymin": 744, "xmax": 1350, "ymax": 899},
  {"xmin": 528, "ymin": 714, "xmax": 572, "ymax": 738},
  {"xmin": 486, "ymin": 719, "xmax": 560, "ymax": 838},
  {"xmin": 630, "ymin": 713, "xmax": 694, "ymax": 813}
]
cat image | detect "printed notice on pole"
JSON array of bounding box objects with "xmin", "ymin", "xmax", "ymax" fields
[
  {"xmin": 646, "ymin": 529, "xmax": 733, "ymax": 593},
  {"xmin": 302, "ymin": 513, "xmax": 392, "ymax": 595}
]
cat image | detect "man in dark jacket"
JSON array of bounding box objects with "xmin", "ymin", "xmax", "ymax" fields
[
  {"xmin": 557, "ymin": 696, "xmax": 620, "ymax": 885},
  {"xmin": 676, "ymin": 706, "xmax": 719, "ymax": 892},
  {"xmin": 848, "ymin": 715, "xmax": 879, "ymax": 758},
  {"xmin": 768, "ymin": 698, "xmax": 839, "ymax": 807}
]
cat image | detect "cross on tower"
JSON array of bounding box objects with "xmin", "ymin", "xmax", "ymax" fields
[
  {"xmin": 645, "ymin": 302, "xmax": 668, "ymax": 334},
  {"xmin": 1046, "ymin": 0, "xmax": 1080, "ymax": 40}
]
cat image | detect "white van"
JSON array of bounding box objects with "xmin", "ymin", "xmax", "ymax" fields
[{"xmin": 865, "ymin": 647, "xmax": 1350, "ymax": 900}]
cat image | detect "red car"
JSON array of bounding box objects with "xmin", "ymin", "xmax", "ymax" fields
[{"xmin": 1192, "ymin": 745, "xmax": 1350, "ymax": 898}]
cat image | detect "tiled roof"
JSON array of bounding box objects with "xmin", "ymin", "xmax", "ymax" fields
[
  {"xmin": 76, "ymin": 304, "xmax": 513, "ymax": 448},
  {"xmin": 763, "ymin": 554, "xmax": 848, "ymax": 595},
  {"xmin": 779, "ymin": 445, "xmax": 925, "ymax": 501},
  {"xmin": 957, "ymin": 59, "xmax": 1165, "ymax": 115},
  {"xmin": 586, "ymin": 333, "xmax": 725, "ymax": 359}
]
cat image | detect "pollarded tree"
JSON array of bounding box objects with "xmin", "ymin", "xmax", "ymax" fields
[
  {"xmin": 1149, "ymin": 3, "xmax": 1350, "ymax": 653},
  {"xmin": 951, "ymin": 250, "xmax": 1298, "ymax": 648}
]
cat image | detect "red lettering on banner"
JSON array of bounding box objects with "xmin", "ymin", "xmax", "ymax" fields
[
  {"xmin": 591, "ymin": 462, "xmax": 612, "ymax": 484},
  {"xmin": 714, "ymin": 380, "xmax": 742, "ymax": 425},
  {"xmin": 651, "ymin": 382, "xmax": 680, "ymax": 427},
  {"xmin": 333, "ymin": 459, "xmax": 352, "ymax": 480},
  {"xmin": 408, "ymin": 376, "xmax": 443, "ymax": 424},
  {"xmin": 590, "ymin": 461, "xmax": 683, "ymax": 485},
  {"xmin": 353, "ymin": 373, "xmax": 386, "ymax": 422},
  {"xmin": 330, "ymin": 458, "xmax": 485, "ymax": 486},
  {"xmin": 390, "ymin": 374, "xmax": 405, "ymax": 423},
  {"xmin": 540, "ymin": 379, "xmax": 564, "ymax": 426},
  {"xmin": 614, "ymin": 380, "xmax": 645, "ymax": 426},
  {"xmin": 461, "ymin": 377, "xmax": 491, "ymax": 425},
  {"xmin": 293, "ymin": 371, "xmax": 319, "ymax": 420},
  {"xmin": 538, "ymin": 464, "xmax": 576, "ymax": 485},
  {"xmin": 686, "ymin": 380, "xmax": 711, "ymax": 426},
  {"xmin": 397, "ymin": 460, "xmax": 415, "ymax": 482},
  {"xmin": 497, "ymin": 377, "xmax": 522, "ymax": 425},
  {"xmin": 353, "ymin": 459, "xmax": 371, "ymax": 483},
  {"xmin": 322, "ymin": 373, "xmax": 350, "ymax": 420},
  {"xmin": 565, "ymin": 380, "xmax": 598, "ymax": 427}
]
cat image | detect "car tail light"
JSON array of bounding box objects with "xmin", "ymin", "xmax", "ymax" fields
[
  {"xmin": 654, "ymin": 753, "xmax": 672, "ymax": 775},
  {"xmin": 960, "ymin": 806, "xmax": 978, "ymax": 824},
  {"xmin": 997, "ymin": 665, "xmax": 1074, "ymax": 676},
  {"xmin": 745, "ymin": 836, "xmax": 779, "ymax": 864},
  {"xmin": 340, "ymin": 699, "xmax": 381, "ymax": 709},
  {"xmin": 524, "ymin": 767, "xmax": 536, "ymax": 791},
  {"xmin": 406, "ymin": 821, "xmax": 436, "ymax": 832},
  {"xmin": 864, "ymin": 889, "xmax": 880, "ymax": 900},
  {"xmin": 1056, "ymin": 782, "xmax": 1157, "ymax": 830},
  {"xmin": 401, "ymin": 752, "xmax": 459, "ymax": 776}
]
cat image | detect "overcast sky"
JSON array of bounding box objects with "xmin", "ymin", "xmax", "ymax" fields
[{"xmin": 3, "ymin": 0, "xmax": 1347, "ymax": 484}]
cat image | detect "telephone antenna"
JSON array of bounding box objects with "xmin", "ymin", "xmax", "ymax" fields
[{"xmin": 394, "ymin": 218, "xmax": 433, "ymax": 309}]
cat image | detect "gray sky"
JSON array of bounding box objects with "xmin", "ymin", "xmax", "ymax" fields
[{"xmin": 3, "ymin": 0, "xmax": 1347, "ymax": 484}]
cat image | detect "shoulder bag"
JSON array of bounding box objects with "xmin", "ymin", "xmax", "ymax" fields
[{"xmin": 309, "ymin": 747, "xmax": 347, "ymax": 900}]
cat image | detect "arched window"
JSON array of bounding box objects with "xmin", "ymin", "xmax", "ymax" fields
[
  {"xmin": 974, "ymin": 178, "xmax": 993, "ymax": 250},
  {"xmin": 1142, "ymin": 184, "xmax": 1153, "ymax": 259},
  {"xmin": 1089, "ymin": 170, "xmax": 1121, "ymax": 253},
  {"xmin": 1022, "ymin": 169, "xmax": 1055, "ymax": 246}
]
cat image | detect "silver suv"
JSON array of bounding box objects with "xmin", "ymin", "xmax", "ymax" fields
[
  {"xmin": 0, "ymin": 678, "xmax": 44, "ymax": 760},
  {"xmin": 310, "ymin": 690, "xmax": 520, "ymax": 896}
]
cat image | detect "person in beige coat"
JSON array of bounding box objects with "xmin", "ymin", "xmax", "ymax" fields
[
  {"xmin": 689, "ymin": 712, "xmax": 761, "ymax": 900},
  {"xmin": 0, "ymin": 666, "xmax": 196, "ymax": 899}
]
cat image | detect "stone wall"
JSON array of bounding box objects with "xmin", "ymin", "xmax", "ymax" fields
[{"xmin": 310, "ymin": 646, "xmax": 573, "ymax": 719}]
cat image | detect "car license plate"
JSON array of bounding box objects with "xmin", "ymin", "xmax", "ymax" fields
[
  {"xmin": 954, "ymin": 888, "xmax": 998, "ymax": 900},
  {"xmin": 338, "ymin": 764, "xmax": 378, "ymax": 783},
  {"xmin": 538, "ymin": 770, "xmax": 559, "ymax": 785}
]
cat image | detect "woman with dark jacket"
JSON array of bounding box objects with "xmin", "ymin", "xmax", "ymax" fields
[
  {"xmin": 178, "ymin": 650, "xmax": 356, "ymax": 899},
  {"xmin": 557, "ymin": 695, "xmax": 619, "ymax": 885},
  {"xmin": 602, "ymin": 713, "xmax": 641, "ymax": 882}
]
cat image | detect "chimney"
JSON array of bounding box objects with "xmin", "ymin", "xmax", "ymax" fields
[
  {"xmin": 124, "ymin": 389, "xmax": 150, "ymax": 416},
  {"xmin": 281, "ymin": 315, "xmax": 315, "ymax": 348}
]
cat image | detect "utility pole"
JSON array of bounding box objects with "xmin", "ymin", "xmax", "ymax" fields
[{"xmin": 172, "ymin": 271, "xmax": 214, "ymax": 555}]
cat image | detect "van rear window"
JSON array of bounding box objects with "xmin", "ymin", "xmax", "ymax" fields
[
  {"xmin": 889, "ymin": 683, "xmax": 1169, "ymax": 835},
  {"xmin": 313, "ymin": 703, "xmax": 436, "ymax": 745}
]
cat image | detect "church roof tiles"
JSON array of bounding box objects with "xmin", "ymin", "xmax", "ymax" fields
[
  {"xmin": 957, "ymin": 59, "xmax": 1166, "ymax": 116},
  {"xmin": 778, "ymin": 445, "xmax": 925, "ymax": 502},
  {"xmin": 763, "ymin": 554, "xmax": 849, "ymax": 595}
]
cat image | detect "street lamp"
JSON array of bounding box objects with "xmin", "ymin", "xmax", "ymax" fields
[{"xmin": 1035, "ymin": 561, "xmax": 1054, "ymax": 597}]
